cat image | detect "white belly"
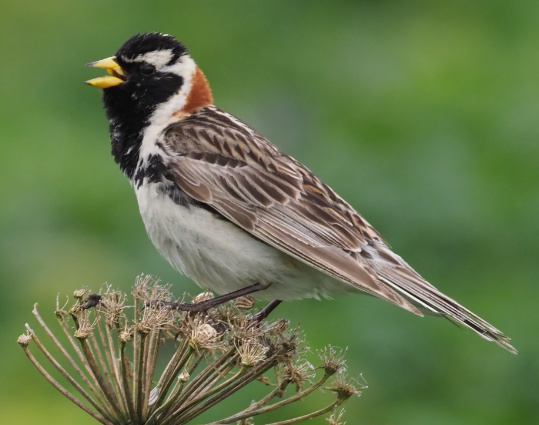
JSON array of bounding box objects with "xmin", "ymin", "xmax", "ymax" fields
[{"xmin": 135, "ymin": 181, "xmax": 349, "ymax": 300}]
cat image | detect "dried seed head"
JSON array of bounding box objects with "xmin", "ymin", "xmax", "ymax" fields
[
  {"xmin": 72, "ymin": 310, "xmax": 98, "ymax": 340},
  {"xmin": 135, "ymin": 303, "xmax": 175, "ymax": 334},
  {"xmin": 187, "ymin": 317, "xmax": 223, "ymax": 351},
  {"xmin": 192, "ymin": 291, "xmax": 214, "ymax": 304},
  {"xmin": 236, "ymin": 338, "xmax": 269, "ymax": 366},
  {"xmin": 272, "ymin": 327, "xmax": 303, "ymax": 362},
  {"xmin": 318, "ymin": 346, "xmax": 347, "ymax": 375},
  {"xmin": 327, "ymin": 373, "xmax": 363, "ymax": 400},
  {"xmin": 17, "ymin": 332, "xmax": 32, "ymax": 346},
  {"xmin": 266, "ymin": 318, "xmax": 290, "ymax": 336},
  {"xmin": 73, "ymin": 289, "xmax": 86, "ymax": 299},
  {"xmin": 74, "ymin": 323, "xmax": 95, "ymax": 339},
  {"xmin": 132, "ymin": 275, "xmax": 173, "ymax": 305},
  {"xmin": 132, "ymin": 275, "xmax": 153, "ymax": 301},
  {"xmin": 229, "ymin": 316, "xmax": 264, "ymax": 341},
  {"xmin": 98, "ymin": 289, "xmax": 126, "ymax": 327},
  {"xmin": 283, "ymin": 359, "xmax": 315, "ymax": 391},
  {"xmin": 55, "ymin": 296, "xmax": 71, "ymax": 322},
  {"xmin": 119, "ymin": 327, "xmax": 132, "ymax": 343},
  {"xmin": 234, "ymin": 295, "xmax": 256, "ymax": 310},
  {"xmin": 55, "ymin": 308, "xmax": 70, "ymax": 322}
]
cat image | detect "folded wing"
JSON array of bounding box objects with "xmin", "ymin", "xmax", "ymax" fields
[{"xmin": 162, "ymin": 107, "xmax": 515, "ymax": 353}]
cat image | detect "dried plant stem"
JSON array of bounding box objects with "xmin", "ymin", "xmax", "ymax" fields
[
  {"xmin": 169, "ymin": 355, "xmax": 241, "ymax": 418},
  {"xmin": 166, "ymin": 346, "xmax": 237, "ymax": 413},
  {"xmin": 35, "ymin": 306, "xmax": 103, "ymax": 401},
  {"xmin": 180, "ymin": 349, "xmax": 242, "ymax": 404},
  {"xmin": 212, "ymin": 371, "xmax": 334, "ymax": 424},
  {"xmin": 231, "ymin": 377, "xmax": 289, "ymax": 417},
  {"xmin": 188, "ymin": 364, "xmax": 246, "ymax": 405},
  {"xmin": 20, "ymin": 337, "xmax": 114, "ymax": 425},
  {"xmin": 89, "ymin": 325, "xmax": 127, "ymax": 421},
  {"xmin": 142, "ymin": 330, "xmax": 160, "ymax": 416},
  {"xmin": 135, "ymin": 332, "xmax": 149, "ymax": 420},
  {"xmin": 31, "ymin": 310, "xmax": 117, "ymax": 421},
  {"xmin": 120, "ymin": 343, "xmax": 137, "ymax": 422},
  {"xmin": 267, "ymin": 398, "xmax": 343, "ymax": 425},
  {"xmin": 151, "ymin": 337, "xmax": 192, "ymax": 407},
  {"xmin": 78, "ymin": 337, "xmax": 126, "ymax": 422},
  {"xmin": 175, "ymin": 351, "xmax": 282, "ymax": 424},
  {"xmin": 97, "ymin": 319, "xmax": 126, "ymax": 411},
  {"xmin": 25, "ymin": 328, "xmax": 112, "ymax": 419},
  {"xmin": 154, "ymin": 352, "xmax": 207, "ymax": 422},
  {"xmin": 55, "ymin": 311, "xmax": 109, "ymax": 405}
]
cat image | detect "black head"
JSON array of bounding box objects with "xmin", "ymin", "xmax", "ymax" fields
[
  {"xmin": 88, "ymin": 33, "xmax": 193, "ymax": 178},
  {"xmin": 107, "ymin": 32, "xmax": 190, "ymax": 115}
]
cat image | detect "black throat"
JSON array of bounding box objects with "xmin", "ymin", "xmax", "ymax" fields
[
  {"xmin": 102, "ymin": 73, "xmax": 184, "ymax": 181},
  {"xmin": 103, "ymin": 87, "xmax": 149, "ymax": 180}
]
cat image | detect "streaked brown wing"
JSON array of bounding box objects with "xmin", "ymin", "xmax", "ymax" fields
[{"xmin": 163, "ymin": 108, "xmax": 421, "ymax": 314}]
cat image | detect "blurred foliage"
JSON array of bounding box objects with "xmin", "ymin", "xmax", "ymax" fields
[{"xmin": 1, "ymin": 1, "xmax": 538, "ymax": 424}]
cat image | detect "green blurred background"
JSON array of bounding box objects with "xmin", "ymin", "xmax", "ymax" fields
[{"xmin": 1, "ymin": 1, "xmax": 538, "ymax": 423}]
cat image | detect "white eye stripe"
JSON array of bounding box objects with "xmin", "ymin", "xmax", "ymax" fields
[
  {"xmin": 123, "ymin": 49, "xmax": 175, "ymax": 67},
  {"xmin": 122, "ymin": 51, "xmax": 192, "ymax": 80}
]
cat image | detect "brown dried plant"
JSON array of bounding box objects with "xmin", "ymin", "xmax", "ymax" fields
[{"xmin": 18, "ymin": 275, "xmax": 363, "ymax": 424}]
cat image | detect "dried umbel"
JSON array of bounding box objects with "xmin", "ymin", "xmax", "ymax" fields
[{"xmin": 18, "ymin": 275, "xmax": 363, "ymax": 424}]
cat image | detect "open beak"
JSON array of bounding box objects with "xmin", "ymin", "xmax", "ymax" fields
[{"xmin": 85, "ymin": 57, "xmax": 126, "ymax": 89}]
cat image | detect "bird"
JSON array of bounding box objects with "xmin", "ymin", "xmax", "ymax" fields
[{"xmin": 86, "ymin": 32, "xmax": 515, "ymax": 353}]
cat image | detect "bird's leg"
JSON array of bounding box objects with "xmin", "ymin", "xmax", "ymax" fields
[
  {"xmin": 252, "ymin": 299, "xmax": 282, "ymax": 322},
  {"xmin": 164, "ymin": 282, "xmax": 271, "ymax": 313}
]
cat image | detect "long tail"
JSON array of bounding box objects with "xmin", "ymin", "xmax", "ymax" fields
[{"xmin": 366, "ymin": 241, "xmax": 516, "ymax": 354}]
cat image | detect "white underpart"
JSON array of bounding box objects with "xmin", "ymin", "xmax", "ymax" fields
[{"xmin": 135, "ymin": 181, "xmax": 352, "ymax": 300}]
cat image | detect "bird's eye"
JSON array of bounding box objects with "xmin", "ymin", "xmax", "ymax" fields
[{"xmin": 140, "ymin": 64, "xmax": 156, "ymax": 76}]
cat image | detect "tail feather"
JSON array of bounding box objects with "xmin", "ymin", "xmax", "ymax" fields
[
  {"xmin": 381, "ymin": 273, "xmax": 516, "ymax": 354},
  {"xmin": 365, "ymin": 242, "xmax": 516, "ymax": 354}
]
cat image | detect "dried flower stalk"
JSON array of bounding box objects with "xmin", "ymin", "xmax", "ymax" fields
[{"xmin": 18, "ymin": 275, "xmax": 363, "ymax": 424}]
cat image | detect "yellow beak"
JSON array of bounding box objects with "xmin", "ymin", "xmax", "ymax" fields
[{"xmin": 85, "ymin": 57, "xmax": 125, "ymax": 89}]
